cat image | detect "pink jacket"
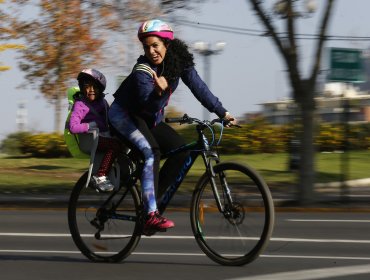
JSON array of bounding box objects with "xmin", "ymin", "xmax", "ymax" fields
[{"xmin": 69, "ymin": 97, "xmax": 109, "ymax": 134}]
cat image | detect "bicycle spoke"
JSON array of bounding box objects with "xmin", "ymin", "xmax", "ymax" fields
[
  {"xmin": 191, "ymin": 162, "xmax": 274, "ymax": 266},
  {"xmin": 68, "ymin": 173, "xmax": 142, "ymax": 262}
]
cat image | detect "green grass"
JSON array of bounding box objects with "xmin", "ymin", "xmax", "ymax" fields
[
  {"xmin": 0, "ymin": 157, "xmax": 89, "ymax": 193},
  {"xmin": 0, "ymin": 150, "xmax": 369, "ymax": 194}
]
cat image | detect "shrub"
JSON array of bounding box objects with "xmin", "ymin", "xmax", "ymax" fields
[
  {"xmin": 19, "ymin": 133, "xmax": 71, "ymax": 158},
  {"xmin": 1, "ymin": 120, "xmax": 368, "ymax": 157},
  {"xmin": 176, "ymin": 118, "xmax": 369, "ymax": 154},
  {"xmin": 0, "ymin": 131, "xmax": 32, "ymax": 155}
]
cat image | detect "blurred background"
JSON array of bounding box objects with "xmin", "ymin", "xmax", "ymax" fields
[{"xmin": 0, "ymin": 0, "xmax": 369, "ymax": 204}]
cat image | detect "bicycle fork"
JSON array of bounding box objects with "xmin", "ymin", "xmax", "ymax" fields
[{"xmin": 202, "ymin": 153, "xmax": 234, "ymax": 214}]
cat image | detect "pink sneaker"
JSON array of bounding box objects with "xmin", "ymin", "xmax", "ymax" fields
[{"xmin": 143, "ymin": 211, "xmax": 174, "ymax": 236}]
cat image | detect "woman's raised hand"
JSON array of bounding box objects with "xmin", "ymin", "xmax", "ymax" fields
[{"xmin": 152, "ymin": 71, "xmax": 168, "ymax": 96}]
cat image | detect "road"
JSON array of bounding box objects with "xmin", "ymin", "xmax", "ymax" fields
[{"xmin": 0, "ymin": 210, "xmax": 370, "ymax": 280}]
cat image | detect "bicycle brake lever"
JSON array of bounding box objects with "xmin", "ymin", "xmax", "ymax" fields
[{"xmin": 222, "ymin": 119, "xmax": 242, "ymax": 128}]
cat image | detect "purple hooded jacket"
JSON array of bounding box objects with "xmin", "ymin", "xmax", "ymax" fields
[
  {"xmin": 69, "ymin": 96, "xmax": 109, "ymax": 134},
  {"xmin": 113, "ymin": 55, "xmax": 227, "ymax": 128}
]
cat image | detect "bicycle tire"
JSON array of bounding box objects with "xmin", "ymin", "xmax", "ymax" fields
[
  {"xmin": 190, "ymin": 162, "xmax": 274, "ymax": 266},
  {"xmin": 68, "ymin": 172, "xmax": 142, "ymax": 262}
]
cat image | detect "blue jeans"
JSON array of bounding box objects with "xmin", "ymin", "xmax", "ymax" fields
[{"xmin": 108, "ymin": 102, "xmax": 157, "ymax": 213}]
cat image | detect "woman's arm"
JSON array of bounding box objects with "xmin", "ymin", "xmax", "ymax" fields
[{"xmin": 181, "ymin": 67, "xmax": 227, "ymax": 119}]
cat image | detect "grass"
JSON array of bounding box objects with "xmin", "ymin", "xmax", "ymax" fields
[
  {"xmin": 0, "ymin": 156, "xmax": 89, "ymax": 193},
  {"xmin": 0, "ymin": 150, "xmax": 369, "ymax": 194}
]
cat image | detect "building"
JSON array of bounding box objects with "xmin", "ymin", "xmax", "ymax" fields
[{"xmin": 261, "ymin": 83, "xmax": 370, "ymax": 124}]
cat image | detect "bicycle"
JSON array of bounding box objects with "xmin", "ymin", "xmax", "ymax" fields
[{"xmin": 68, "ymin": 114, "xmax": 275, "ymax": 266}]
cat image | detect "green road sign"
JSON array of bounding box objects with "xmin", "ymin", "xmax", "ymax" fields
[{"xmin": 328, "ymin": 48, "xmax": 365, "ymax": 83}]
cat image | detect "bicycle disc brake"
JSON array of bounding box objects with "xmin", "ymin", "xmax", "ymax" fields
[{"xmin": 223, "ymin": 202, "xmax": 245, "ymax": 225}]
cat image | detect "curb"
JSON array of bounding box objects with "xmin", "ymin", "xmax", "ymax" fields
[{"xmin": 0, "ymin": 193, "xmax": 369, "ymax": 212}]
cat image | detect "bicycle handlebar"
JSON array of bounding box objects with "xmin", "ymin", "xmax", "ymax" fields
[
  {"xmin": 165, "ymin": 114, "xmax": 241, "ymax": 128},
  {"xmin": 165, "ymin": 114, "xmax": 192, "ymax": 125}
]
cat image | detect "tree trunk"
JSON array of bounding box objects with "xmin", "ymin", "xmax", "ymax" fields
[
  {"xmin": 54, "ymin": 95, "xmax": 63, "ymax": 132},
  {"xmin": 297, "ymin": 88, "xmax": 316, "ymax": 204}
]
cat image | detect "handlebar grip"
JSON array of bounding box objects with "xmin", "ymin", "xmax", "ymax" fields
[
  {"xmin": 165, "ymin": 117, "xmax": 185, "ymax": 123},
  {"xmin": 220, "ymin": 118, "xmax": 242, "ymax": 128}
]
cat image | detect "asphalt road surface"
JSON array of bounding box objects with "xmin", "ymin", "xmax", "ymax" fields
[{"xmin": 0, "ymin": 209, "xmax": 370, "ymax": 280}]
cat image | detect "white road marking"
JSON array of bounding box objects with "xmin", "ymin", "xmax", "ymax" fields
[
  {"xmin": 1, "ymin": 233, "xmax": 370, "ymax": 244},
  {"xmin": 261, "ymin": 254, "xmax": 370, "ymax": 261},
  {"xmin": 271, "ymin": 237, "xmax": 370, "ymax": 243},
  {"xmin": 228, "ymin": 264, "xmax": 370, "ymax": 280},
  {"xmin": 288, "ymin": 219, "xmax": 370, "ymax": 223},
  {"xmin": 0, "ymin": 233, "xmax": 71, "ymax": 237},
  {"xmin": 1, "ymin": 250, "xmax": 370, "ymax": 262},
  {"xmin": 0, "ymin": 249, "xmax": 81, "ymax": 254},
  {"xmin": 0, "ymin": 249, "xmax": 205, "ymax": 256},
  {"xmin": 1, "ymin": 233, "xmax": 370, "ymax": 262}
]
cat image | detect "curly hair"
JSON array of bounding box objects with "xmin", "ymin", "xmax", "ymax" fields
[{"xmin": 162, "ymin": 38, "xmax": 195, "ymax": 81}]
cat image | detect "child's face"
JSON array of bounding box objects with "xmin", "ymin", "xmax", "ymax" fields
[{"xmin": 83, "ymin": 80, "xmax": 100, "ymax": 102}]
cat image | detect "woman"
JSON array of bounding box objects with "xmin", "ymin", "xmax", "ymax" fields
[{"xmin": 109, "ymin": 19, "xmax": 237, "ymax": 235}]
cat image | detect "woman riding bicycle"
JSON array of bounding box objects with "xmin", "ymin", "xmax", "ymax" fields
[{"xmin": 108, "ymin": 19, "xmax": 237, "ymax": 235}]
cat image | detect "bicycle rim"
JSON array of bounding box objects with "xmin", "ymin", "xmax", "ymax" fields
[
  {"xmin": 68, "ymin": 173, "xmax": 142, "ymax": 262},
  {"xmin": 191, "ymin": 162, "xmax": 274, "ymax": 266}
]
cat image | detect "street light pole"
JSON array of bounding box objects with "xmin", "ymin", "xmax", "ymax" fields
[
  {"xmin": 202, "ymin": 53, "xmax": 211, "ymax": 121},
  {"xmin": 273, "ymin": 0, "xmax": 317, "ymax": 17},
  {"xmin": 193, "ymin": 41, "xmax": 226, "ymax": 121}
]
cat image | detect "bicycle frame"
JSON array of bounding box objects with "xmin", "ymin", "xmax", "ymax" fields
[
  {"xmin": 104, "ymin": 116, "xmax": 232, "ymax": 222},
  {"xmin": 157, "ymin": 123, "xmax": 224, "ymax": 214}
]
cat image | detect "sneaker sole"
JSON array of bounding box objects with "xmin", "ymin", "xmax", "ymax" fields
[{"xmin": 142, "ymin": 225, "xmax": 175, "ymax": 236}]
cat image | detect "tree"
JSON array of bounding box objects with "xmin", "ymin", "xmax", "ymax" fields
[
  {"xmin": 0, "ymin": 44, "xmax": 24, "ymax": 71},
  {"xmin": 248, "ymin": 0, "xmax": 336, "ymax": 204},
  {"xmin": 8, "ymin": 0, "xmax": 196, "ymax": 132},
  {"xmin": 9, "ymin": 0, "xmax": 108, "ymax": 132},
  {"xmin": 0, "ymin": 0, "xmax": 24, "ymax": 72},
  {"xmin": 9, "ymin": 0, "xmax": 161, "ymax": 132}
]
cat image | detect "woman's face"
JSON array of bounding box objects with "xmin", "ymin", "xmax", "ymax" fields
[{"xmin": 142, "ymin": 36, "xmax": 167, "ymax": 65}]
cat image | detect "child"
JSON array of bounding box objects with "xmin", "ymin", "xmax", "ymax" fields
[{"xmin": 69, "ymin": 68, "xmax": 121, "ymax": 192}]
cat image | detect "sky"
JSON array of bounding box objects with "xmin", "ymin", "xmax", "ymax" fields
[{"xmin": 1, "ymin": 0, "xmax": 370, "ymax": 140}]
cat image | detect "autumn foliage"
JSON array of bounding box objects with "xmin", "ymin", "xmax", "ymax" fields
[
  {"xmin": 6, "ymin": 0, "xmax": 163, "ymax": 131},
  {"xmin": 0, "ymin": 0, "xmax": 24, "ymax": 71}
]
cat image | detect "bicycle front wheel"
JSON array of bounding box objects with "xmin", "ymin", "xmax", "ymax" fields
[
  {"xmin": 190, "ymin": 162, "xmax": 274, "ymax": 266},
  {"xmin": 68, "ymin": 173, "xmax": 142, "ymax": 262}
]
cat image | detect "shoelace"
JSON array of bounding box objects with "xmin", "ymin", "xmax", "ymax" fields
[{"xmin": 147, "ymin": 212, "xmax": 166, "ymax": 225}]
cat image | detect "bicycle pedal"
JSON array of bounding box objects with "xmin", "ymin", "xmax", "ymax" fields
[{"xmin": 142, "ymin": 230, "xmax": 156, "ymax": 236}]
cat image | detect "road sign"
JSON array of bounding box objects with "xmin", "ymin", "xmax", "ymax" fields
[{"xmin": 327, "ymin": 48, "xmax": 365, "ymax": 83}]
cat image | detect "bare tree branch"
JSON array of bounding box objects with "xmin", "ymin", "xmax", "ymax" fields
[
  {"xmin": 248, "ymin": 0, "xmax": 288, "ymax": 60},
  {"xmin": 247, "ymin": 0, "xmax": 337, "ymax": 204},
  {"xmin": 309, "ymin": 0, "xmax": 336, "ymax": 84}
]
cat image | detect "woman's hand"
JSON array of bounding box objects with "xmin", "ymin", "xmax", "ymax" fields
[
  {"xmin": 223, "ymin": 112, "xmax": 238, "ymax": 127},
  {"xmin": 152, "ymin": 71, "xmax": 168, "ymax": 96}
]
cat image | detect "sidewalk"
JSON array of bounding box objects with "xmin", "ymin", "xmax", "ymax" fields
[
  {"xmin": 0, "ymin": 179, "xmax": 369, "ymax": 211},
  {"xmin": 270, "ymin": 178, "xmax": 370, "ymax": 211}
]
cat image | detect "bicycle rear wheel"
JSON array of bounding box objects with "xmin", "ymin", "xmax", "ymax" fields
[
  {"xmin": 68, "ymin": 172, "xmax": 142, "ymax": 262},
  {"xmin": 190, "ymin": 162, "xmax": 274, "ymax": 266}
]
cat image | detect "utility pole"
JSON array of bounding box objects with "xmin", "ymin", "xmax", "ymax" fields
[
  {"xmin": 16, "ymin": 100, "xmax": 28, "ymax": 131},
  {"xmin": 193, "ymin": 41, "xmax": 226, "ymax": 120}
]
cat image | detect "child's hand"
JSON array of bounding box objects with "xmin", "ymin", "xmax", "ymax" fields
[{"xmin": 88, "ymin": 122, "xmax": 98, "ymax": 131}]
